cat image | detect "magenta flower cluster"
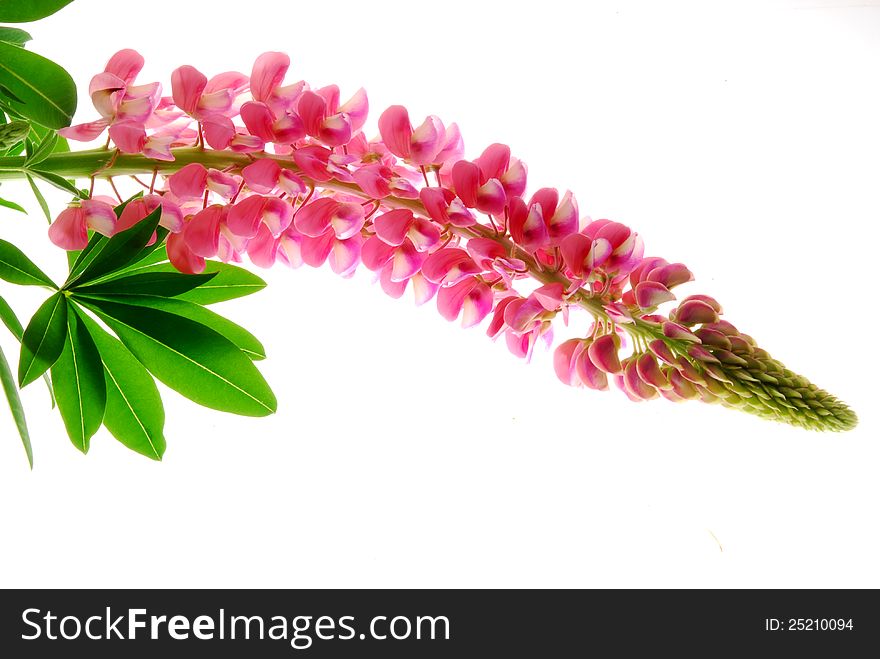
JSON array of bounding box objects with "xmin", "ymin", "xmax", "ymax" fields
[{"xmin": 46, "ymin": 48, "xmax": 856, "ymax": 429}]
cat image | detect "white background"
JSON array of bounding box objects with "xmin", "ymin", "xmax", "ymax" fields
[{"xmin": 1, "ymin": 0, "xmax": 878, "ymax": 588}]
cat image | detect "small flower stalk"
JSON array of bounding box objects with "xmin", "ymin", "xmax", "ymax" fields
[{"xmin": 33, "ymin": 49, "xmax": 856, "ymax": 433}]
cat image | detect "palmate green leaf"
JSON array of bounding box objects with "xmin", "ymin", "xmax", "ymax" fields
[
  {"xmin": 0, "ymin": 196, "xmax": 26, "ymax": 213},
  {"xmin": 0, "ymin": 237, "xmax": 56, "ymax": 286},
  {"xmin": 77, "ymin": 311, "xmax": 166, "ymax": 461},
  {"xmin": 0, "ymin": 293, "xmax": 55, "ymax": 406},
  {"xmin": 77, "ymin": 293, "xmax": 266, "ymax": 360},
  {"xmin": 73, "ymin": 271, "xmax": 218, "ymax": 299},
  {"xmin": 100, "ymin": 260, "xmax": 268, "ymax": 304},
  {"xmin": 0, "ymin": 0, "xmax": 73, "ymax": 22},
  {"xmin": 0, "ymin": 40, "xmax": 76, "ymax": 129},
  {"xmin": 79, "ymin": 297, "xmax": 276, "ymax": 417},
  {"xmin": 18, "ymin": 292, "xmax": 67, "ymax": 387},
  {"xmin": 0, "ymin": 27, "xmax": 31, "ymax": 47},
  {"xmin": 67, "ymin": 206, "xmax": 161, "ymax": 286},
  {"xmin": 0, "ymin": 342, "xmax": 32, "ymax": 467},
  {"xmin": 50, "ymin": 308, "xmax": 105, "ymax": 453}
]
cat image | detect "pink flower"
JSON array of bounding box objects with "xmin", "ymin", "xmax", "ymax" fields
[
  {"xmin": 48, "ymin": 200, "xmax": 117, "ymax": 250},
  {"xmin": 377, "ymin": 105, "xmax": 460, "ymax": 166},
  {"xmin": 508, "ymin": 188, "xmax": 579, "ymax": 252},
  {"xmin": 59, "ymin": 49, "xmax": 160, "ymax": 142},
  {"xmin": 170, "ymin": 65, "xmax": 248, "ymax": 121}
]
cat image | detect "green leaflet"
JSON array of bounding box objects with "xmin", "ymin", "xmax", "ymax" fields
[
  {"xmin": 0, "ymin": 40, "xmax": 76, "ymax": 130},
  {"xmin": 25, "ymin": 173, "xmax": 50, "ymax": 223},
  {"xmin": 0, "ymin": 0, "xmax": 73, "ymax": 22},
  {"xmin": 79, "ymin": 297, "xmax": 276, "ymax": 417},
  {"xmin": 0, "ymin": 342, "xmax": 32, "ymax": 467},
  {"xmin": 24, "ymin": 129, "xmax": 57, "ymax": 166},
  {"xmin": 0, "ymin": 27, "xmax": 31, "ymax": 47},
  {"xmin": 0, "ymin": 237, "xmax": 56, "ymax": 287},
  {"xmin": 76, "ymin": 293, "xmax": 266, "ymax": 360},
  {"xmin": 73, "ymin": 271, "xmax": 218, "ymax": 299},
  {"xmin": 78, "ymin": 311, "xmax": 166, "ymax": 461},
  {"xmin": 67, "ymin": 206, "xmax": 161, "ymax": 286},
  {"xmin": 0, "ymin": 196, "xmax": 26, "ymax": 214},
  {"xmin": 0, "ymin": 293, "xmax": 55, "ymax": 406},
  {"xmin": 18, "ymin": 292, "xmax": 67, "ymax": 387},
  {"xmin": 98, "ymin": 260, "xmax": 268, "ymax": 304},
  {"xmin": 29, "ymin": 169, "xmax": 85, "ymax": 198},
  {"xmin": 50, "ymin": 308, "xmax": 105, "ymax": 453}
]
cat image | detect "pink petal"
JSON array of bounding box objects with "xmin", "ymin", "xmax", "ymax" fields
[
  {"xmin": 293, "ymin": 146, "xmax": 333, "ymax": 182},
  {"xmin": 168, "ymin": 163, "xmax": 208, "ymax": 199},
  {"xmin": 533, "ymin": 283, "xmax": 564, "ymax": 311},
  {"xmin": 184, "ymin": 205, "xmax": 224, "ymax": 257},
  {"xmin": 319, "ymin": 113, "xmax": 352, "ymax": 146},
  {"xmin": 437, "ymin": 277, "xmax": 476, "ymax": 322},
  {"xmin": 328, "ymin": 235, "xmax": 362, "ymax": 277},
  {"xmin": 227, "ymin": 195, "xmax": 266, "ymax": 238},
  {"xmin": 547, "ymin": 190, "xmax": 578, "ymax": 244},
  {"xmin": 240, "ymin": 101, "xmax": 277, "ymax": 142},
  {"xmin": 575, "ymin": 347, "xmax": 609, "ymax": 390},
  {"xmin": 329, "ymin": 202, "xmax": 365, "ymax": 240},
  {"xmin": 353, "ymin": 164, "xmax": 392, "ymax": 198},
  {"xmin": 674, "ymin": 299, "xmax": 719, "ymax": 326},
  {"xmin": 278, "ymin": 170, "xmax": 307, "ymax": 196},
  {"xmin": 486, "ymin": 296, "xmax": 518, "ymax": 338},
  {"xmin": 476, "ymin": 143, "xmax": 510, "ymax": 181},
  {"xmin": 57, "ymin": 119, "xmax": 110, "ymax": 142},
  {"xmin": 503, "ymin": 296, "xmax": 545, "ymax": 333},
  {"xmin": 373, "ymin": 209, "xmax": 414, "ymax": 247},
  {"xmin": 206, "ymin": 169, "xmax": 238, "ymax": 199},
  {"xmin": 554, "ymin": 338, "xmax": 582, "ymax": 386},
  {"xmin": 451, "ymin": 160, "xmax": 480, "ymax": 208},
  {"xmin": 634, "ymin": 281, "xmax": 675, "ymax": 309},
  {"xmin": 559, "ymin": 233, "xmax": 591, "ymax": 278},
  {"xmin": 586, "ymin": 238, "xmax": 612, "ymax": 269},
  {"xmin": 419, "ymin": 186, "xmax": 454, "ymax": 223},
  {"xmin": 432, "ymin": 122, "xmax": 464, "ymax": 166},
  {"xmin": 300, "ymin": 230, "xmax": 335, "ymax": 267},
  {"xmin": 587, "ymin": 334, "xmax": 622, "ymax": 374},
  {"xmin": 377, "ymin": 105, "xmax": 412, "ymax": 159},
  {"xmin": 509, "ymin": 197, "xmax": 549, "ymax": 253},
  {"xmin": 361, "ymin": 235, "xmax": 394, "ymax": 271},
  {"xmin": 247, "ymin": 224, "xmax": 279, "ymax": 268},
  {"xmin": 420, "ymin": 248, "xmax": 480, "ymax": 285},
  {"xmin": 460, "ymin": 281, "xmax": 493, "ymax": 328},
  {"xmin": 242, "ymin": 158, "xmax": 281, "ymax": 193},
  {"xmin": 171, "ymin": 65, "xmax": 207, "ymax": 116},
  {"xmin": 298, "ymin": 91, "xmax": 326, "ymax": 137},
  {"xmin": 204, "ymin": 71, "xmax": 249, "ymax": 95},
  {"xmin": 379, "ymin": 264, "xmax": 407, "ymax": 299},
  {"xmin": 272, "ymin": 111, "xmax": 305, "ymax": 144},
  {"xmin": 251, "ymin": 52, "xmax": 290, "ymax": 103},
  {"xmin": 500, "ymin": 157, "xmax": 527, "ymax": 197},
  {"xmin": 646, "ymin": 262, "xmax": 694, "ymax": 289},
  {"xmin": 294, "ymin": 197, "xmax": 336, "ymax": 237},
  {"xmin": 390, "ymin": 239, "xmax": 424, "ymax": 282},
  {"xmin": 338, "ymin": 87, "xmax": 368, "ymax": 131},
  {"xmin": 48, "ymin": 207, "xmax": 87, "ymax": 250},
  {"xmin": 476, "ymin": 179, "xmax": 506, "ymax": 215},
  {"xmin": 262, "ymin": 197, "xmax": 294, "ymax": 237},
  {"xmin": 636, "ymin": 353, "xmax": 671, "ymax": 390},
  {"xmin": 201, "ymin": 114, "xmax": 234, "ymax": 150},
  {"xmin": 104, "ymin": 49, "xmax": 144, "ymax": 85},
  {"xmin": 167, "ymin": 230, "xmax": 205, "ymax": 274},
  {"xmin": 411, "ymin": 272, "xmax": 439, "ymax": 306},
  {"xmin": 408, "ymin": 218, "xmax": 441, "ymax": 251},
  {"xmin": 409, "ymin": 115, "xmax": 443, "ymax": 165},
  {"xmin": 108, "ymin": 122, "xmax": 145, "ymax": 154}
]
